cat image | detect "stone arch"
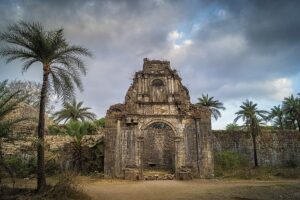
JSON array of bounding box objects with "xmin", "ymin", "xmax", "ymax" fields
[
  {"xmin": 141, "ymin": 121, "xmax": 176, "ymax": 172},
  {"xmin": 151, "ymin": 79, "xmax": 165, "ymax": 87},
  {"xmin": 140, "ymin": 119, "xmax": 178, "ymax": 135}
]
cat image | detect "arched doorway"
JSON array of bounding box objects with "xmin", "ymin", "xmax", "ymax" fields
[{"xmin": 142, "ymin": 122, "xmax": 175, "ymax": 173}]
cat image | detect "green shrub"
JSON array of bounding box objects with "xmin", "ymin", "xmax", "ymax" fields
[
  {"xmin": 215, "ymin": 151, "xmax": 249, "ymax": 171},
  {"xmin": 5, "ymin": 155, "xmax": 36, "ymax": 177},
  {"xmin": 5, "ymin": 153, "xmax": 61, "ymax": 177},
  {"xmin": 285, "ymin": 160, "xmax": 298, "ymax": 168},
  {"xmin": 48, "ymin": 124, "xmax": 66, "ymax": 135}
]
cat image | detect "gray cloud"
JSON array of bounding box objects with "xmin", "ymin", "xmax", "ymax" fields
[{"xmin": 0, "ymin": 0, "xmax": 299, "ymax": 128}]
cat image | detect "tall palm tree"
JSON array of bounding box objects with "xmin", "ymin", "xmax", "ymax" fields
[
  {"xmin": 0, "ymin": 80, "xmax": 29, "ymax": 185},
  {"xmin": 268, "ymin": 105, "xmax": 284, "ymax": 129},
  {"xmin": 0, "ymin": 21, "xmax": 91, "ymax": 191},
  {"xmin": 234, "ymin": 99, "xmax": 268, "ymax": 167},
  {"xmin": 283, "ymin": 94, "xmax": 300, "ymax": 132},
  {"xmin": 53, "ymin": 100, "xmax": 96, "ymax": 123},
  {"xmin": 197, "ymin": 94, "xmax": 225, "ymax": 120}
]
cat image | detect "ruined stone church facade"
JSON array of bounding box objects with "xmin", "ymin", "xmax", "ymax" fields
[{"xmin": 104, "ymin": 58, "xmax": 213, "ymax": 179}]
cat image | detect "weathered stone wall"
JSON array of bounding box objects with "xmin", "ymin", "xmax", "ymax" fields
[
  {"xmin": 2, "ymin": 134, "xmax": 104, "ymax": 156},
  {"xmin": 212, "ymin": 130, "xmax": 300, "ymax": 166},
  {"xmin": 5, "ymin": 103, "xmax": 52, "ymax": 135}
]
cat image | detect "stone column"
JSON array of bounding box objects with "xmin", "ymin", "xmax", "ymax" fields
[
  {"xmin": 195, "ymin": 118, "xmax": 214, "ymax": 178},
  {"xmin": 195, "ymin": 119, "xmax": 201, "ymax": 176},
  {"xmin": 137, "ymin": 136, "xmax": 144, "ymax": 180},
  {"xmin": 145, "ymin": 75, "xmax": 148, "ymax": 93},
  {"xmin": 139, "ymin": 75, "xmax": 142, "ymax": 93},
  {"xmin": 174, "ymin": 136, "xmax": 181, "ymax": 178},
  {"xmin": 199, "ymin": 121, "xmax": 213, "ymax": 178},
  {"xmin": 115, "ymin": 120, "xmax": 121, "ymax": 177}
]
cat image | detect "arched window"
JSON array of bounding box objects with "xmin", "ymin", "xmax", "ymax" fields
[{"xmin": 152, "ymin": 79, "xmax": 164, "ymax": 87}]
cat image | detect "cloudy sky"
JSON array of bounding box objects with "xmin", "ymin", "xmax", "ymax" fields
[{"xmin": 0, "ymin": 0, "xmax": 300, "ymax": 129}]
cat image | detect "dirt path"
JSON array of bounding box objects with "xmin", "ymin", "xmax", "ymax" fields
[{"xmin": 81, "ymin": 179, "xmax": 300, "ymax": 200}]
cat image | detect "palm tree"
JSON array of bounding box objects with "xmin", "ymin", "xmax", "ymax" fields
[
  {"xmin": 268, "ymin": 105, "xmax": 284, "ymax": 129},
  {"xmin": 197, "ymin": 94, "xmax": 225, "ymax": 120},
  {"xmin": 0, "ymin": 80, "xmax": 29, "ymax": 185},
  {"xmin": 283, "ymin": 94, "xmax": 300, "ymax": 132},
  {"xmin": 65, "ymin": 120, "xmax": 89, "ymax": 172},
  {"xmin": 0, "ymin": 21, "xmax": 91, "ymax": 191},
  {"xmin": 234, "ymin": 99, "xmax": 268, "ymax": 167},
  {"xmin": 225, "ymin": 123, "xmax": 241, "ymax": 131},
  {"xmin": 53, "ymin": 100, "xmax": 96, "ymax": 123}
]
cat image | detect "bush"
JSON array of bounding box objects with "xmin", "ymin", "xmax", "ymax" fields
[
  {"xmin": 215, "ymin": 151, "xmax": 249, "ymax": 171},
  {"xmin": 214, "ymin": 151, "xmax": 249, "ymax": 177},
  {"xmin": 48, "ymin": 124, "xmax": 66, "ymax": 135},
  {"xmin": 5, "ymin": 155, "xmax": 36, "ymax": 178},
  {"xmin": 5, "ymin": 153, "xmax": 61, "ymax": 178}
]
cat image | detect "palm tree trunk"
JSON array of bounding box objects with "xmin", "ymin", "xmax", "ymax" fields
[
  {"xmin": 37, "ymin": 66, "xmax": 49, "ymax": 191},
  {"xmin": 279, "ymin": 116, "xmax": 284, "ymax": 130},
  {"xmin": 250, "ymin": 120, "xmax": 259, "ymax": 167},
  {"xmin": 252, "ymin": 133, "xmax": 258, "ymax": 167}
]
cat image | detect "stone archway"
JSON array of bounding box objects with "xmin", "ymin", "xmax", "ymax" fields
[{"xmin": 142, "ymin": 122, "xmax": 175, "ymax": 173}]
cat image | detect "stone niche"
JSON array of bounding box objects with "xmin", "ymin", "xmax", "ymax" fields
[{"xmin": 104, "ymin": 58, "xmax": 213, "ymax": 180}]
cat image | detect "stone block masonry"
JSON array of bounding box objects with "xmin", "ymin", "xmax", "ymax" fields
[{"xmin": 213, "ymin": 130, "xmax": 300, "ymax": 166}]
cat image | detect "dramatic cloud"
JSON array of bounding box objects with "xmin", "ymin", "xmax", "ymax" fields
[{"xmin": 0, "ymin": 0, "xmax": 299, "ymax": 129}]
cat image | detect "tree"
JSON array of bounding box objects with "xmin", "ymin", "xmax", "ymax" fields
[
  {"xmin": 53, "ymin": 99, "xmax": 96, "ymax": 123},
  {"xmin": 234, "ymin": 99, "xmax": 268, "ymax": 167},
  {"xmin": 7, "ymin": 80, "xmax": 57, "ymax": 114},
  {"xmin": 268, "ymin": 105, "xmax": 284, "ymax": 129},
  {"xmin": 65, "ymin": 120, "xmax": 89, "ymax": 172},
  {"xmin": 0, "ymin": 80, "xmax": 29, "ymax": 185},
  {"xmin": 197, "ymin": 94, "xmax": 225, "ymax": 120},
  {"xmin": 225, "ymin": 123, "xmax": 241, "ymax": 131},
  {"xmin": 0, "ymin": 21, "xmax": 91, "ymax": 191},
  {"xmin": 94, "ymin": 117, "xmax": 105, "ymax": 128},
  {"xmin": 283, "ymin": 94, "xmax": 300, "ymax": 132}
]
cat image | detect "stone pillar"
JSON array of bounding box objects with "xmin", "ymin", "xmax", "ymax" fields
[
  {"xmin": 195, "ymin": 119, "xmax": 201, "ymax": 176},
  {"xmin": 138, "ymin": 75, "xmax": 142, "ymax": 93},
  {"xmin": 195, "ymin": 118, "xmax": 214, "ymax": 178},
  {"xmin": 137, "ymin": 136, "xmax": 144, "ymax": 180},
  {"xmin": 115, "ymin": 120, "xmax": 122, "ymax": 177},
  {"xmin": 174, "ymin": 136, "xmax": 181, "ymax": 178},
  {"xmin": 167, "ymin": 76, "xmax": 171, "ymax": 93},
  {"xmin": 199, "ymin": 121, "xmax": 214, "ymax": 178},
  {"xmin": 145, "ymin": 75, "xmax": 148, "ymax": 93}
]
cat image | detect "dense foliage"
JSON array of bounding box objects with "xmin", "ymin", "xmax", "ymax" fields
[{"xmin": 53, "ymin": 100, "xmax": 96, "ymax": 123}]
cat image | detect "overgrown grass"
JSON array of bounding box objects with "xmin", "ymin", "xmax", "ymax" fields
[{"xmin": 214, "ymin": 151, "xmax": 300, "ymax": 179}]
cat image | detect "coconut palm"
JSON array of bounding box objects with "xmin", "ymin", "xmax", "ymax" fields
[
  {"xmin": 0, "ymin": 21, "xmax": 91, "ymax": 191},
  {"xmin": 234, "ymin": 99, "xmax": 268, "ymax": 167},
  {"xmin": 268, "ymin": 105, "xmax": 284, "ymax": 129},
  {"xmin": 53, "ymin": 100, "xmax": 96, "ymax": 123},
  {"xmin": 0, "ymin": 80, "xmax": 29, "ymax": 185},
  {"xmin": 282, "ymin": 94, "xmax": 300, "ymax": 132},
  {"xmin": 197, "ymin": 94, "xmax": 225, "ymax": 120}
]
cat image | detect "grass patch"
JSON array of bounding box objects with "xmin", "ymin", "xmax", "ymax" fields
[{"xmin": 214, "ymin": 151, "xmax": 300, "ymax": 179}]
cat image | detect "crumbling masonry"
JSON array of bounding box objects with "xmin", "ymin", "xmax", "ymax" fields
[{"xmin": 104, "ymin": 58, "xmax": 213, "ymax": 179}]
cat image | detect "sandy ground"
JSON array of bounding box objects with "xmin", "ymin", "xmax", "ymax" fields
[{"xmin": 79, "ymin": 178, "xmax": 300, "ymax": 200}]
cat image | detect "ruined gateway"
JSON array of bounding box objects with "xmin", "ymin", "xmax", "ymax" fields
[{"xmin": 104, "ymin": 58, "xmax": 213, "ymax": 179}]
